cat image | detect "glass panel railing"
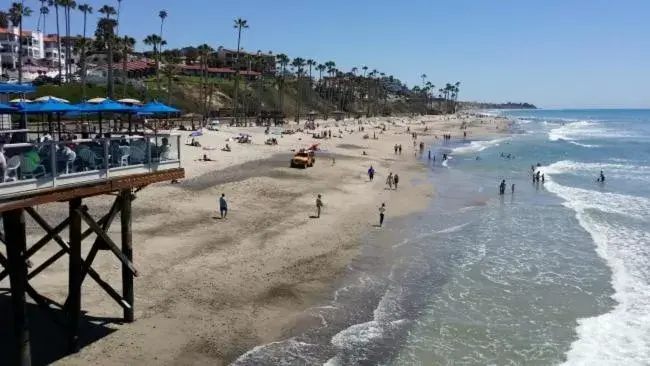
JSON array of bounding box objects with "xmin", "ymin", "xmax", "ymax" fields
[{"xmin": 1, "ymin": 134, "xmax": 181, "ymax": 195}]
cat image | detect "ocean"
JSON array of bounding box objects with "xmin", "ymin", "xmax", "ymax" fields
[{"xmin": 233, "ymin": 109, "xmax": 650, "ymax": 366}]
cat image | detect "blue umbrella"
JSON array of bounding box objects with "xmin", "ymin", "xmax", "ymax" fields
[
  {"xmin": 0, "ymin": 102, "xmax": 17, "ymax": 113},
  {"xmin": 189, "ymin": 131, "xmax": 203, "ymax": 137},
  {"xmin": 75, "ymin": 98, "xmax": 134, "ymax": 113},
  {"xmin": 137, "ymin": 100, "xmax": 180, "ymax": 114},
  {"xmin": 28, "ymin": 98, "xmax": 80, "ymax": 113},
  {"xmin": 72, "ymin": 99, "xmax": 135, "ymax": 135},
  {"xmin": 0, "ymin": 83, "xmax": 36, "ymax": 94}
]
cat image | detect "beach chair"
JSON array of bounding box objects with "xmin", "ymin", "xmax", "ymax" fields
[
  {"xmin": 4, "ymin": 155, "xmax": 21, "ymax": 182},
  {"xmin": 64, "ymin": 151, "xmax": 77, "ymax": 174},
  {"xmin": 77, "ymin": 148, "xmax": 102, "ymax": 170},
  {"xmin": 118, "ymin": 146, "xmax": 130, "ymax": 166},
  {"xmin": 20, "ymin": 155, "xmax": 46, "ymax": 179}
]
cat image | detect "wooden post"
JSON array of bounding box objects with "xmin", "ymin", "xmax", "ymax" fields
[
  {"xmin": 120, "ymin": 189, "xmax": 134, "ymax": 322},
  {"xmin": 3, "ymin": 209, "xmax": 32, "ymax": 366},
  {"xmin": 68, "ymin": 198, "xmax": 82, "ymax": 353}
]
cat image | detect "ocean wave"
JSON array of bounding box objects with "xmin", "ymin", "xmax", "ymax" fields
[
  {"xmin": 542, "ymin": 173, "xmax": 650, "ymax": 364},
  {"xmin": 452, "ymin": 138, "xmax": 509, "ymax": 155},
  {"xmin": 543, "ymin": 160, "xmax": 650, "ymax": 182},
  {"xmin": 548, "ymin": 120, "xmax": 631, "ymax": 143}
]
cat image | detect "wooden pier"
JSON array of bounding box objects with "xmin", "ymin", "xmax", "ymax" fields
[{"xmin": 0, "ymin": 168, "xmax": 184, "ymax": 365}]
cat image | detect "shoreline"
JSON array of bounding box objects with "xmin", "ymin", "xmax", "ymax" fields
[{"xmin": 0, "ymin": 114, "xmax": 508, "ymax": 365}]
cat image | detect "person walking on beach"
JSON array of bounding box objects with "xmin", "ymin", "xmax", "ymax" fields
[
  {"xmin": 394, "ymin": 144, "xmax": 398, "ymax": 154},
  {"xmin": 386, "ymin": 172, "xmax": 393, "ymax": 189},
  {"xmin": 511, "ymin": 183, "xmax": 515, "ymax": 194},
  {"xmin": 499, "ymin": 180, "xmax": 506, "ymax": 195},
  {"xmin": 316, "ymin": 194, "xmax": 324, "ymax": 218},
  {"xmin": 393, "ymin": 173, "xmax": 400, "ymax": 190},
  {"xmin": 398, "ymin": 144, "xmax": 402, "ymax": 154},
  {"xmin": 368, "ymin": 166, "xmax": 375, "ymax": 181},
  {"xmin": 378, "ymin": 203, "xmax": 386, "ymax": 227},
  {"xmin": 428, "ymin": 149, "xmax": 431, "ymax": 161},
  {"xmin": 219, "ymin": 194, "xmax": 228, "ymax": 219}
]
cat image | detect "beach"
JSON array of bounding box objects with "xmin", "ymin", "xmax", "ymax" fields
[{"xmin": 0, "ymin": 113, "xmax": 507, "ymax": 365}]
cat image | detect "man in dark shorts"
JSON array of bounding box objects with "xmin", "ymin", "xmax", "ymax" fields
[{"xmin": 219, "ymin": 193, "xmax": 228, "ymax": 218}]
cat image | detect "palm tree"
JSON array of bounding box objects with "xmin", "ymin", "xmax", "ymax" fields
[
  {"xmin": 453, "ymin": 81, "xmax": 461, "ymax": 112},
  {"xmin": 115, "ymin": 0, "xmax": 121, "ymax": 35},
  {"xmin": 47, "ymin": 0, "xmax": 63, "ymax": 83},
  {"xmin": 0, "ymin": 11, "xmax": 8, "ymax": 28},
  {"xmin": 196, "ymin": 44, "xmax": 213, "ymax": 122},
  {"xmin": 9, "ymin": 2, "xmax": 32, "ymax": 84},
  {"xmin": 119, "ymin": 36, "xmax": 135, "ymax": 97},
  {"xmin": 156, "ymin": 10, "xmax": 167, "ymax": 91},
  {"xmin": 306, "ymin": 59, "xmax": 316, "ymax": 104},
  {"xmin": 98, "ymin": 5, "xmax": 117, "ymax": 98},
  {"xmin": 59, "ymin": 0, "xmax": 76, "ymax": 83},
  {"xmin": 161, "ymin": 55, "xmax": 179, "ymax": 105},
  {"xmin": 36, "ymin": 0, "xmax": 47, "ymax": 32},
  {"xmin": 316, "ymin": 63, "xmax": 326, "ymax": 81},
  {"xmin": 291, "ymin": 57, "xmax": 306, "ymax": 120},
  {"xmin": 324, "ymin": 61, "xmax": 335, "ymax": 108},
  {"xmin": 275, "ymin": 53, "xmax": 289, "ymax": 113},
  {"xmin": 77, "ymin": 3, "xmax": 92, "ymax": 99},
  {"xmin": 232, "ymin": 18, "xmax": 249, "ymax": 121}
]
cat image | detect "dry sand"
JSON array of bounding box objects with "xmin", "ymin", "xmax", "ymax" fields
[{"xmin": 0, "ymin": 113, "xmax": 509, "ymax": 365}]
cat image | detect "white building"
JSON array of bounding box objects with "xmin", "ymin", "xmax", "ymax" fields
[
  {"xmin": 0, "ymin": 27, "xmax": 78, "ymax": 81},
  {"xmin": 0, "ymin": 26, "xmax": 46, "ymax": 69}
]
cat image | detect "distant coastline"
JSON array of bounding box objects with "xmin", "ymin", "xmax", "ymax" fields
[{"xmin": 459, "ymin": 102, "xmax": 537, "ymax": 110}]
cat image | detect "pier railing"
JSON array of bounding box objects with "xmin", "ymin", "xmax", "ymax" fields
[{"xmin": 0, "ymin": 134, "xmax": 181, "ymax": 198}]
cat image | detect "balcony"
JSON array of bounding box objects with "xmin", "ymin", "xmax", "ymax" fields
[{"xmin": 0, "ymin": 133, "xmax": 182, "ymax": 199}]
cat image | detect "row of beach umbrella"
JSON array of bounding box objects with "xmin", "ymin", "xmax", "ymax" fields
[
  {"xmin": 0, "ymin": 97, "xmax": 180, "ymax": 137},
  {"xmin": 0, "ymin": 97, "xmax": 179, "ymax": 115}
]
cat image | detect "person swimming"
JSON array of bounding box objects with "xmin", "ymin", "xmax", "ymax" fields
[{"xmin": 597, "ymin": 170, "xmax": 605, "ymax": 183}]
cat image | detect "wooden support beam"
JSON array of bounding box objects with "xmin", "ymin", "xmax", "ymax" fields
[
  {"xmin": 68, "ymin": 198, "xmax": 82, "ymax": 353},
  {"xmin": 28, "ymin": 249, "xmax": 66, "ymax": 280},
  {"xmin": 121, "ymin": 189, "xmax": 134, "ymax": 322},
  {"xmin": 3, "ymin": 209, "xmax": 32, "ymax": 366},
  {"xmin": 0, "ymin": 251, "xmax": 7, "ymax": 268},
  {"xmin": 77, "ymin": 207, "xmax": 138, "ymax": 277}
]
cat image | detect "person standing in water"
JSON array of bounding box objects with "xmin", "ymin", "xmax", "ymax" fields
[
  {"xmin": 598, "ymin": 170, "xmax": 605, "ymax": 183},
  {"xmin": 499, "ymin": 180, "xmax": 506, "ymax": 195},
  {"xmin": 428, "ymin": 149, "xmax": 431, "ymax": 161},
  {"xmin": 511, "ymin": 183, "xmax": 515, "ymax": 194},
  {"xmin": 378, "ymin": 203, "xmax": 386, "ymax": 227}
]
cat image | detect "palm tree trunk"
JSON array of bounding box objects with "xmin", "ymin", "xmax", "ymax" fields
[
  {"xmin": 81, "ymin": 14, "xmax": 88, "ymax": 100},
  {"xmin": 232, "ymin": 26, "xmax": 242, "ymax": 122},
  {"xmin": 55, "ymin": 5, "xmax": 62, "ymax": 84},
  {"xmin": 18, "ymin": 20, "xmax": 23, "ymax": 84},
  {"xmin": 122, "ymin": 46, "xmax": 128, "ymax": 97},
  {"xmin": 156, "ymin": 20, "xmax": 163, "ymax": 91},
  {"xmin": 107, "ymin": 38, "xmax": 114, "ymax": 98}
]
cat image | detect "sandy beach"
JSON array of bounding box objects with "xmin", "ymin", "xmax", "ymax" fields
[{"xmin": 1, "ymin": 113, "xmax": 509, "ymax": 365}]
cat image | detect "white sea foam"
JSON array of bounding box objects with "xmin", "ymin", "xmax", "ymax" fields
[
  {"xmin": 452, "ymin": 138, "xmax": 509, "ymax": 155},
  {"xmin": 548, "ymin": 120, "xmax": 631, "ymax": 143},
  {"xmin": 543, "ymin": 170, "xmax": 650, "ymax": 365},
  {"xmin": 544, "ymin": 160, "xmax": 650, "ymax": 183}
]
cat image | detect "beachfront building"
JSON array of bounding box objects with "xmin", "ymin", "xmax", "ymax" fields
[
  {"xmin": 215, "ymin": 47, "xmax": 276, "ymax": 74},
  {"xmin": 179, "ymin": 65, "xmax": 261, "ymax": 81},
  {"xmin": 0, "ymin": 27, "xmax": 46, "ymax": 70}
]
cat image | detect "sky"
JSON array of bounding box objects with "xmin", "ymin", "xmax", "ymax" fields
[{"xmin": 15, "ymin": 0, "xmax": 650, "ymax": 108}]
